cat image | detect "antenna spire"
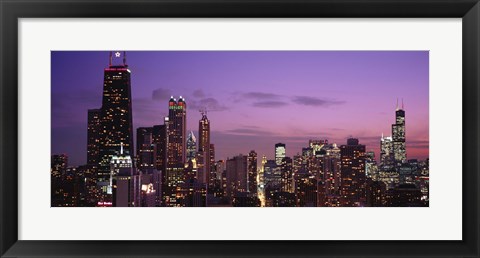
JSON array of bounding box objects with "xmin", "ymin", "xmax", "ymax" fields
[
  {"xmin": 396, "ymin": 98, "xmax": 399, "ymax": 111},
  {"xmin": 109, "ymin": 51, "xmax": 112, "ymax": 66},
  {"xmin": 402, "ymin": 98, "xmax": 404, "ymax": 110},
  {"xmin": 123, "ymin": 51, "xmax": 127, "ymax": 66}
]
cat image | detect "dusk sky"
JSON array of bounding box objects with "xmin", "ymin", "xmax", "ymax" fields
[{"xmin": 51, "ymin": 51, "xmax": 429, "ymax": 167}]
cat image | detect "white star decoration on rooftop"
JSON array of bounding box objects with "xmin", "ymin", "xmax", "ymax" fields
[{"xmin": 115, "ymin": 52, "xmax": 121, "ymax": 57}]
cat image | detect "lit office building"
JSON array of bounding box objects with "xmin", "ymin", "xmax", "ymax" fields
[
  {"xmin": 152, "ymin": 123, "xmax": 168, "ymax": 173},
  {"xmin": 340, "ymin": 138, "xmax": 366, "ymax": 207},
  {"xmin": 98, "ymin": 51, "xmax": 134, "ymax": 182},
  {"xmin": 164, "ymin": 96, "xmax": 187, "ymax": 206},
  {"xmin": 87, "ymin": 109, "xmax": 102, "ymax": 165},
  {"xmin": 197, "ymin": 111, "xmax": 211, "ymax": 184},
  {"xmin": 275, "ymin": 143, "xmax": 286, "ymax": 166},
  {"xmin": 365, "ymin": 151, "xmax": 379, "ymax": 180},
  {"xmin": 294, "ymin": 172, "xmax": 318, "ymax": 207},
  {"xmin": 392, "ymin": 100, "xmax": 406, "ymax": 167},
  {"xmin": 111, "ymin": 145, "xmax": 140, "ymax": 207},
  {"xmin": 366, "ymin": 179, "xmax": 387, "ymax": 207},
  {"xmin": 280, "ymin": 157, "xmax": 293, "ymax": 193},
  {"xmin": 225, "ymin": 155, "xmax": 248, "ymax": 200},
  {"xmin": 247, "ymin": 150, "xmax": 258, "ymax": 195},
  {"xmin": 209, "ymin": 143, "xmax": 216, "ymax": 189},
  {"xmin": 309, "ymin": 139, "xmax": 328, "ymax": 156},
  {"xmin": 380, "ymin": 134, "xmax": 394, "ymax": 167}
]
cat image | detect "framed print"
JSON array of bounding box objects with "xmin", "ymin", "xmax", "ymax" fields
[{"xmin": 0, "ymin": 0, "xmax": 479, "ymax": 257}]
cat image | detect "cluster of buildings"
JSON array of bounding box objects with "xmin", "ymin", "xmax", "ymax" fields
[{"xmin": 51, "ymin": 51, "xmax": 429, "ymax": 207}]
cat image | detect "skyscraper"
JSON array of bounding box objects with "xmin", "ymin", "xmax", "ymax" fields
[
  {"xmin": 136, "ymin": 127, "xmax": 155, "ymax": 171},
  {"xmin": 197, "ymin": 111, "xmax": 210, "ymax": 184},
  {"xmin": 226, "ymin": 155, "xmax": 248, "ymax": 199},
  {"xmin": 152, "ymin": 122, "xmax": 168, "ymax": 173},
  {"xmin": 380, "ymin": 134, "xmax": 394, "ymax": 167},
  {"xmin": 275, "ymin": 143, "xmax": 286, "ymax": 166},
  {"xmin": 164, "ymin": 97, "xmax": 187, "ymax": 206},
  {"xmin": 247, "ymin": 150, "xmax": 258, "ymax": 195},
  {"xmin": 87, "ymin": 109, "xmax": 101, "ymax": 165},
  {"xmin": 340, "ymin": 138, "xmax": 366, "ymax": 207},
  {"xmin": 392, "ymin": 100, "xmax": 406, "ymax": 167},
  {"xmin": 209, "ymin": 143, "xmax": 216, "ymax": 189},
  {"xmin": 280, "ymin": 157, "xmax": 293, "ymax": 193},
  {"xmin": 167, "ymin": 96, "xmax": 187, "ymax": 168},
  {"xmin": 110, "ymin": 145, "xmax": 140, "ymax": 207},
  {"xmin": 98, "ymin": 51, "xmax": 134, "ymax": 181}
]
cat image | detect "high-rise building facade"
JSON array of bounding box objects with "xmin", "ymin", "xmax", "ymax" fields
[
  {"xmin": 275, "ymin": 143, "xmax": 286, "ymax": 166},
  {"xmin": 167, "ymin": 96, "xmax": 187, "ymax": 168},
  {"xmin": 164, "ymin": 97, "xmax": 187, "ymax": 206},
  {"xmin": 226, "ymin": 155, "xmax": 248, "ymax": 199},
  {"xmin": 340, "ymin": 138, "xmax": 366, "ymax": 207},
  {"xmin": 87, "ymin": 109, "xmax": 102, "ymax": 165},
  {"xmin": 197, "ymin": 111, "xmax": 210, "ymax": 184},
  {"xmin": 98, "ymin": 51, "xmax": 134, "ymax": 181},
  {"xmin": 110, "ymin": 146, "xmax": 140, "ymax": 207},
  {"xmin": 136, "ymin": 127, "xmax": 155, "ymax": 171},
  {"xmin": 209, "ymin": 143, "xmax": 216, "ymax": 189},
  {"xmin": 392, "ymin": 101, "xmax": 406, "ymax": 167},
  {"xmin": 152, "ymin": 123, "xmax": 167, "ymax": 173},
  {"xmin": 380, "ymin": 134, "xmax": 394, "ymax": 167},
  {"xmin": 247, "ymin": 150, "xmax": 258, "ymax": 195}
]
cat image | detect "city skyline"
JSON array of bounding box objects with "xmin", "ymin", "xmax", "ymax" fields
[{"xmin": 52, "ymin": 51, "xmax": 429, "ymax": 166}]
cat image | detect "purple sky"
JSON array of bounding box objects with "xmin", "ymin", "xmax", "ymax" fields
[{"xmin": 51, "ymin": 51, "xmax": 429, "ymax": 166}]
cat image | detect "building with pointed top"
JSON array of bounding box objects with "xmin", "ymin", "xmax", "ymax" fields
[
  {"xmin": 167, "ymin": 96, "xmax": 187, "ymax": 168},
  {"xmin": 93, "ymin": 51, "xmax": 134, "ymax": 201},
  {"xmin": 164, "ymin": 96, "xmax": 187, "ymax": 206},
  {"xmin": 186, "ymin": 131, "xmax": 197, "ymax": 161},
  {"xmin": 197, "ymin": 111, "xmax": 210, "ymax": 184},
  {"xmin": 392, "ymin": 99, "xmax": 406, "ymax": 167}
]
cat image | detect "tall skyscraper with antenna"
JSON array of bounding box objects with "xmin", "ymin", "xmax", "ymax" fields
[
  {"xmin": 197, "ymin": 110, "xmax": 211, "ymax": 184},
  {"xmin": 392, "ymin": 99, "xmax": 406, "ymax": 167},
  {"xmin": 97, "ymin": 51, "xmax": 134, "ymax": 182},
  {"xmin": 164, "ymin": 96, "xmax": 187, "ymax": 206}
]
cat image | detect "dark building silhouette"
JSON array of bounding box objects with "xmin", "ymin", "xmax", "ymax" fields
[
  {"xmin": 152, "ymin": 123, "xmax": 167, "ymax": 173},
  {"xmin": 272, "ymin": 192, "xmax": 296, "ymax": 207},
  {"xmin": 233, "ymin": 192, "xmax": 260, "ymax": 207},
  {"xmin": 98, "ymin": 51, "xmax": 134, "ymax": 182},
  {"xmin": 340, "ymin": 138, "xmax": 366, "ymax": 207},
  {"xmin": 87, "ymin": 109, "xmax": 101, "ymax": 165},
  {"xmin": 226, "ymin": 155, "xmax": 248, "ymax": 200},
  {"xmin": 385, "ymin": 184, "xmax": 423, "ymax": 207},
  {"xmin": 209, "ymin": 143, "xmax": 216, "ymax": 190},
  {"xmin": 366, "ymin": 179, "xmax": 387, "ymax": 207},
  {"xmin": 197, "ymin": 111, "xmax": 210, "ymax": 184},
  {"xmin": 136, "ymin": 127, "xmax": 155, "ymax": 171},
  {"xmin": 247, "ymin": 150, "xmax": 258, "ymax": 195},
  {"xmin": 51, "ymin": 154, "xmax": 68, "ymax": 207},
  {"xmin": 294, "ymin": 172, "xmax": 318, "ymax": 207}
]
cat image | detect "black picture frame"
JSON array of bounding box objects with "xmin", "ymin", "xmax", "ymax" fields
[{"xmin": 1, "ymin": 0, "xmax": 479, "ymax": 257}]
